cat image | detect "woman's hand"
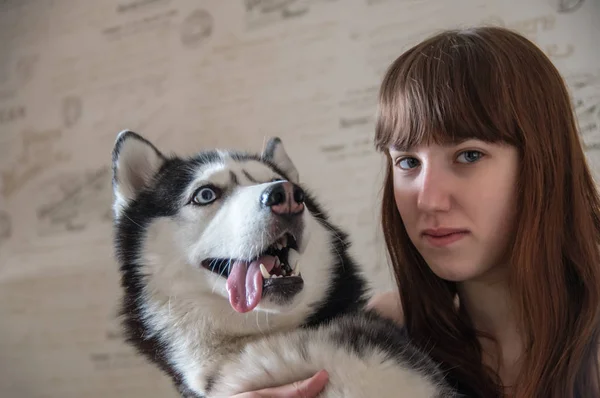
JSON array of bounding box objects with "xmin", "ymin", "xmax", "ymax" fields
[
  {"xmin": 230, "ymin": 369, "xmax": 329, "ymax": 398},
  {"xmin": 366, "ymin": 289, "xmax": 404, "ymax": 326}
]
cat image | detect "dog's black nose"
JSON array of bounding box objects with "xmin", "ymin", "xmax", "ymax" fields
[{"xmin": 261, "ymin": 181, "xmax": 304, "ymax": 215}]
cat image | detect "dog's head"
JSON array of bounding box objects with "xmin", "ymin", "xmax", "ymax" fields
[{"xmin": 111, "ymin": 131, "xmax": 344, "ymax": 333}]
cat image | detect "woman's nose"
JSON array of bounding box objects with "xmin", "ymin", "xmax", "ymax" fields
[{"xmin": 416, "ymin": 165, "xmax": 452, "ymax": 213}]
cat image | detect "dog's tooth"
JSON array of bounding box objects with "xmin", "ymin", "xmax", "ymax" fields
[
  {"xmin": 288, "ymin": 248, "xmax": 300, "ymax": 269},
  {"xmin": 292, "ymin": 262, "xmax": 300, "ymax": 276},
  {"xmin": 275, "ymin": 257, "xmax": 281, "ymax": 266},
  {"xmin": 260, "ymin": 264, "xmax": 271, "ymax": 279},
  {"xmin": 282, "ymin": 235, "xmax": 288, "ymax": 248}
]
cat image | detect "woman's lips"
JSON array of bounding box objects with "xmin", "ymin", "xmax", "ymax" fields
[{"xmin": 421, "ymin": 228, "xmax": 470, "ymax": 247}]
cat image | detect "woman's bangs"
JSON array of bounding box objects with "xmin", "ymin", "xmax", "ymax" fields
[{"xmin": 375, "ymin": 32, "xmax": 517, "ymax": 153}]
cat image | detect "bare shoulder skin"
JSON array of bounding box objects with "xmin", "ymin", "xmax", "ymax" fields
[{"xmin": 367, "ymin": 290, "xmax": 404, "ymax": 326}]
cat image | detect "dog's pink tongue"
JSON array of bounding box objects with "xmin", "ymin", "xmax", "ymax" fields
[{"xmin": 226, "ymin": 256, "xmax": 276, "ymax": 313}]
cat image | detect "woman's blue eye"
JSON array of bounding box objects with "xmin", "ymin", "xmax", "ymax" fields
[
  {"xmin": 457, "ymin": 150, "xmax": 483, "ymax": 163},
  {"xmin": 397, "ymin": 157, "xmax": 420, "ymax": 170}
]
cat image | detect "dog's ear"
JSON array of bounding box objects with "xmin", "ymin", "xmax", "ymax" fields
[
  {"xmin": 262, "ymin": 137, "xmax": 299, "ymax": 183},
  {"xmin": 111, "ymin": 130, "xmax": 165, "ymax": 218}
]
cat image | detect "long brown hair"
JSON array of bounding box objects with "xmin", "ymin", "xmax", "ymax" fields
[{"xmin": 374, "ymin": 26, "xmax": 600, "ymax": 397}]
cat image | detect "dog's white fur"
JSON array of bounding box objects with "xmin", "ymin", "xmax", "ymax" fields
[{"xmin": 111, "ymin": 131, "xmax": 457, "ymax": 397}]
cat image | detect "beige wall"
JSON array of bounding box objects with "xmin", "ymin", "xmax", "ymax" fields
[{"xmin": 0, "ymin": 0, "xmax": 598, "ymax": 396}]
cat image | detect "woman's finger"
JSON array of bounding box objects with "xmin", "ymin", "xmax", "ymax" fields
[
  {"xmin": 234, "ymin": 369, "xmax": 330, "ymax": 398},
  {"xmin": 261, "ymin": 369, "xmax": 329, "ymax": 397}
]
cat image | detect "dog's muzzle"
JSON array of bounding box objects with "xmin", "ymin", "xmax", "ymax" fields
[{"xmin": 201, "ymin": 180, "xmax": 307, "ymax": 314}]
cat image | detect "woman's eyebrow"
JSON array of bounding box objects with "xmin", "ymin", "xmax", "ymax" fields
[
  {"xmin": 389, "ymin": 143, "xmax": 411, "ymax": 152},
  {"xmin": 390, "ymin": 139, "xmax": 472, "ymax": 152}
]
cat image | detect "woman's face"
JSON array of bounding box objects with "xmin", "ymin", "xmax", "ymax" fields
[{"xmin": 389, "ymin": 139, "xmax": 519, "ymax": 282}]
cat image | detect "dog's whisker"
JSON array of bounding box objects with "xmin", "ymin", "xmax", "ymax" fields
[
  {"xmin": 265, "ymin": 311, "xmax": 270, "ymax": 330},
  {"xmin": 207, "ymin": 258, "xmax": 221, "ymax": 294},
  {"xmin": 255, "ymin": 310, "xmax": 263, "ymax": 335},
  {"xmin": 211, "ymin": 259, "xmax": 230, "ymax": 294},
  {"xmin": 320, "ymin": 224, "xmax": 347, "ymax": 271}
]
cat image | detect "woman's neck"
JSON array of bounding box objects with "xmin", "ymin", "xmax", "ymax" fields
[
  {"xmin": 457, "ymin": 270, "xmax": 523, "ymax": 387},
  {"xmin": 458, "ymin": 277, "xmax": 513, "ymax": 337}
]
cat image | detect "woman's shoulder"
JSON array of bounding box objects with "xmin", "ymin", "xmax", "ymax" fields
[
  {"xmin": 366, "ymin": 289, "xmax": 405, "ymax": 326},
  {"xmin": 367, "ymin": 291, "xmax": 485, "ymax": 396}
]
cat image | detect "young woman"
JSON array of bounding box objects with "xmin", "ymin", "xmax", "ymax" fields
[{"xmin": 235, "ymin": 26, "xmax": 600, "ymax": 397}]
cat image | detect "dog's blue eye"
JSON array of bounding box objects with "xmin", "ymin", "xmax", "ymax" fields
[{"xmin": 192, "ymin": 186, "xmax": 218, "ymax": 205}]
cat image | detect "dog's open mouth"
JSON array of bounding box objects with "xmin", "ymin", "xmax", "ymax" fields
[
  {"xmin": 200, "ymin": 232, "xmax": 303, "ymax": 313},
  {"xmin": 201, "ymin": 233, "xmax": 300, "ymax": 279}
]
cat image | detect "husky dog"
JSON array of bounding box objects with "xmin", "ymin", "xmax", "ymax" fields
[{"xmin": 110, "ymin": 130, "xmax": 458, "ymax": 397}]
